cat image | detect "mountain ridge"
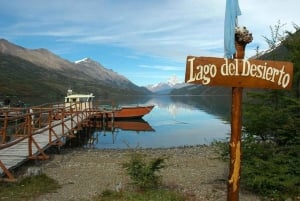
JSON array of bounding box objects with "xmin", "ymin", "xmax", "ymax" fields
[
  {"xmin": 0, "ymin": 38, "xmax": 151, "ymax": 105},
  {"xmin": 0, "ymin": 39, "xmax": 74, "ymax": 71},
  {"xmin": 146, "ymin": 82, "xmax": 189, "ymax": 94}
]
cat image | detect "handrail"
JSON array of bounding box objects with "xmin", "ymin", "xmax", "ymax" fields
[
  {"xmin": 0, "ymin": 101, "xmax": 95, "ymax": 147},
  {"xmin": 0, "ymin": 100, "xmax": 99, "ymax": 181}
]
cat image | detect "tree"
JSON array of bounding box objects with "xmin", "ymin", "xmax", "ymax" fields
[{"xmin": 241, "ymin": 21, "xmax": 300, "ymax": 200}]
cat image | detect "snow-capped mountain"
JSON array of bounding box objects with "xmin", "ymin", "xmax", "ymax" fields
[
  {"xmin": 146, "ymin": 76, "xmax": 188, "ymax": 94},
  {"xmin": 74, "ymin": 57, "xmax": 90, "ymax": 64},
  {"xmin": 74, "ymin": 57, "xmax": 125, "ymax": 83}
]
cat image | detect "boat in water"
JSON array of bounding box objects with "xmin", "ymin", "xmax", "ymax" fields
[
  {"xmin": 64, "ymin": 89, "xmax": 154, "ymax": 119},
  {"xmin": 99, "ymin": 104, "xmax": 155, "ymax": 119}
]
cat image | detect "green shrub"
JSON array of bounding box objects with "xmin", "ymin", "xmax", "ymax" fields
[
  {"xmin": 0, "ymin": 174, "xmax": 60, "ymax": 201},
  {"xmin": 122, "ymin": 152, "xmax": 167, "ymax": 190},
  {"xmin": 241, "ymin": 140, "xmax": 300, "ymax": 200}
]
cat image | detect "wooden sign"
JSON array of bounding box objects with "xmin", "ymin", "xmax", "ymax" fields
[{"xmin": 185, "ymin": 56, "xmax": 294, "ymax": 90}]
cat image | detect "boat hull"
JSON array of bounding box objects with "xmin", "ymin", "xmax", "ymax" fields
[{"xmin": 108, "ymin": 105, "xmax": 154, "ymax": 119}]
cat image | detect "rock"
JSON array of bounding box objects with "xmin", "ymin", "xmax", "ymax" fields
[{"xmin": 26, "ymin": 166, "xmax": 43, "ymax": 177}]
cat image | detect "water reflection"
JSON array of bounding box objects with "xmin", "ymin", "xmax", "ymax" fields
[
  {"xmin": 68, "ymin": 95, "xmax": 231, "ymax": 149},
  {"xmin": 66, "ymin": 119, "xmax": 154, "ymax": 149}
]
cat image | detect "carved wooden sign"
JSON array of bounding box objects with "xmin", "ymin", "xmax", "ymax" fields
[{"xmin": 185, "ymin": 56, "xmax": 294, "ymax": 90}]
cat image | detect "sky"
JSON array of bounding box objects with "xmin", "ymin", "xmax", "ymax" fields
[{"xmin": 0, "ymin": 0, "xmax": 299, "ymax": 86}]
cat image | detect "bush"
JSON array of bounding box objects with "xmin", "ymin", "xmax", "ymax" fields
[
  {"xmin": 122, "ymin": 152, "xmax": 167, "ymax": 190},
  {"xmin": 241, "ymin": 141, "xmax": 300, "ymax": 200},
  {"xmin": 0, "ymin": 174, "xmax": 60, "ymax": 200}
]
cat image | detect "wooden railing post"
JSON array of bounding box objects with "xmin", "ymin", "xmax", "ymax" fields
[
  {"xmin": 61, "ymin": 106, "xmax": 65, "ymax": 136},
  {"xmin": 0, "ymin": 160, "xmax": 16, "ymax": 182},
  {"xmin": 1, "ymin": 112, "xmax": 8, "ymax": 144},
  {"xmin": 70, "ymin": 104, "xmax": 74, "ymax": 135},
  {"xmin": 27, "ymin": 109, "xmax": 33, "ymax": 158},
  {"xmin": 49, "ymin": 110, "xmax": 52, "ymax": 143}
]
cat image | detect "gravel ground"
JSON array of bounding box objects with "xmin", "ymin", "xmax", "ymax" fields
[{"xmin": 34, "ymin": 145, "xmax": 260, "ymax": 201}]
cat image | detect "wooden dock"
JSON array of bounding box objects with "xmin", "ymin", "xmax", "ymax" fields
[{"xmin": 0, "ymin": 101, "xmax": 111, "ymax": 181}]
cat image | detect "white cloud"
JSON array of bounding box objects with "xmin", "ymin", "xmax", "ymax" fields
[
  {"xmin": 0, "ymin": 0, "xmax": 226, "ymax": 57},
  {"xmin": 1, "ymin": 0, "xmax": 299, "ymax": 85},
  {"xmin": 139, "ymin": 64, "xmax": 183, "ymax": 71}
]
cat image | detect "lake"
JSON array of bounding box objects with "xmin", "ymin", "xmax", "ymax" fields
[{"xmin": 71, "ymin": 95, "xmax": 232, "ymax": 149}]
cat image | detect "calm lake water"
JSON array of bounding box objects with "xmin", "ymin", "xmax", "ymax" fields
[{"xmin": 72, "ymin": 95, "xmax": 232, "ymax": 149}]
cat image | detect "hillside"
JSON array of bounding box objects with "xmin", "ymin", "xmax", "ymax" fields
[
  {"xmin": 0, "ymin": 39, "xmax": 151, "ymax": 105},
  {"xmin": 171, "ymin": 29, "xmax": 300, "ymax": 96}
]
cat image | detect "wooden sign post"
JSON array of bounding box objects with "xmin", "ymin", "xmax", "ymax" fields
[
  {"xmin": 185, "ymin": 29, "xmax": 293, "ymax": 201},
  {"xmin": 229, "ymin": 42, "xmax": 246, "ymax": 201}
]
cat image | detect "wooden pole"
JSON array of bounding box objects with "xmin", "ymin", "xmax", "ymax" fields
[{"xmin": 227, "ymin": 42, "xmax": 245, "ymax": 201}]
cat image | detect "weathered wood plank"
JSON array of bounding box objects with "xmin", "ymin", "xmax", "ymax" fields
[{"xmin": 0, "ymin": 114, "xmax": 87, "ymax": 176}]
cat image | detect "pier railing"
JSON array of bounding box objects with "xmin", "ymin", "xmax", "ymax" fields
[
  {"xmin": 0, "ymin": 101, "xmax": 95, "ymax": 144},
  {"xmin": 0, "ymin": 101, "xmax": 96, "ymax": 181}
]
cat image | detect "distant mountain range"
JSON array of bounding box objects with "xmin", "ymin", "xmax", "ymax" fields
[
  {"xmin": 1, "ymin": 28, "xmax": 297, "ymax": 105},
  {"xmin": 0, "ymin": 39, "xmax": 151, "ymax": 104},
  {"xmin": 146, "ymin": 82, "xmax": 188, "ymax": 94}
]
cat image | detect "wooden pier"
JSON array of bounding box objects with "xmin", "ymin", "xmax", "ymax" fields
[{"xmin": 0, "ymin": 101, "xmax": 113, "ymax": 182}]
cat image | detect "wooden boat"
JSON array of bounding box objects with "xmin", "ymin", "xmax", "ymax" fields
[
  {"xmin": 64, "ymin": 89, "xmax": 154, "ymax": 119},
  {"xmin": 100, "ymin": 105, "xmax": 155, "ymax": 119}
]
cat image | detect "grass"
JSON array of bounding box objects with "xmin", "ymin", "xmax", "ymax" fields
[
  {"xmin": 89, "ymin": 152, "xmax": 187, "ymax": 201},
  {"xmin": 93, "ymin": 188, "xmax": 186, "ymax": 201},
  {"xmin": 0, "ymin": 171, "xmax": 187, "ymax": 201},
  {"xmin": 0, "ymin": 175, "xmax": 187, "ymax": 201},
  {"xmin": 0, "ymin": 174, "xmax": 60, "ymax": 201}
]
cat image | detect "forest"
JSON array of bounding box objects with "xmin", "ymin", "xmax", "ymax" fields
[{"xmin": 229, "ymin": 22, "xmax": 300, "ymax": 200}]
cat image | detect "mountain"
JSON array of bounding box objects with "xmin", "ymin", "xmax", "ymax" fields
[
  {"xmin": 146, "ymin": 82, "xmax": 188, "ymax": 94},
  {"xmin": 0, "ymin": 39, "xmax": 151, "ymax": 105},
  {"xmin": 74, "ymin": 57, "xmax": 141, "ymax": 90},
  {"xmin": 146, "ymin": 75, "xmax": 188, "ymax": 94},
  {"xmin": 0, "ymin": 39, "xmax": 74, "ymax": 71}
]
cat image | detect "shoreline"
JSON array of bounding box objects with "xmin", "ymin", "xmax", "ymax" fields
[{"xmin": 34, "ymin": 145, "xmax": 259, "ymax": 201}]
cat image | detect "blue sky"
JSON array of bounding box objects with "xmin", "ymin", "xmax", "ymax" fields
[{"xmin": 0, "ymin": 0, "xmax": 299, "ymax": 86}]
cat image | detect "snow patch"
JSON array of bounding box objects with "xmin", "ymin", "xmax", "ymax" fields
[{"xmin": 74, "ymin": 57, "xmax": 90, "ymax": 64}]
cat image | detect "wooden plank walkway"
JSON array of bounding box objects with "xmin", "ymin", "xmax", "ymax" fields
[{"xmin": 0, "ymin": 109, "xmax": 94, "ymax": 181}]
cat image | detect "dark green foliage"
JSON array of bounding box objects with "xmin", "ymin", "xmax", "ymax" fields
[
  {"xmin": 122, "ymin": 152, "xmax": 167, "ymax": 190},
  {"xmin": 240, "ymin": 24, "xmax": 300, "ymax": 200},
  {"xmin": 241, "ymin": 91, "xmax": 300, "ymax": 200},
  {"xmin": 211, "ymin": 140, "xmax": 230, "ymax": 161},
  {"xmin": 241, "ymin": 134, "xmax": 300, "ymax": 199},
  {"xmin": 284, "ymin": 29, "xmax": 300, "ymax": 99},
  {"xmin": 0, "ymin": 53, "xmax": 150, "ymax": 105},
  {"xmin": 242, "ymin": 77, "xmax": 300, "ymax": 199},
  {"xmin": 0, "ymin": 174, "xmax": 60, "ymax": 201}
]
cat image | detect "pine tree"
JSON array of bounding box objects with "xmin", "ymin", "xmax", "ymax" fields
[{"xmin": 241, "ymin": 22, "xmax": 300, "ymax": 200}]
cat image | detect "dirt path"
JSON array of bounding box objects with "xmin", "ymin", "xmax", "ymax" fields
[{"xmin": 36, "ymin": 145, "xmax": 260, "ymax": 201}]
